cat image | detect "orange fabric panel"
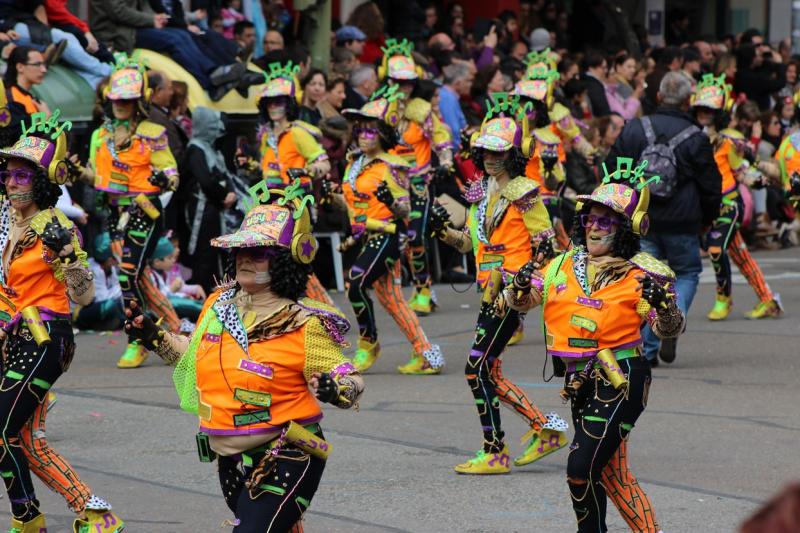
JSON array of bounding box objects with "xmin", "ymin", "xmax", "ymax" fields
[
  {"xmin": 714, "ymin": 138, "xmax": 738, "ymax": 194},
  {"xmin": 10, "ymin": 86, "xmax": 39, "ymax": 115},
  {"xmin": 399, "ymin": 121, "xmax": 432, "ymax": 172},
  {"xmin": 474, "ymin": 203, "xmax": 532, "ymax": 287},
  {"xmin": 195, "ymin": 318, "xmax": 321, "ymax": 435},
  {"xmin": 342, "ymin": 161, "xmax": 395, "ymax": 224},
  {"xmin": 94, "ymin": 135, "xmax": 160, "ymax": 194},
  {"xmin": 524, "ymin": 138, "xmax": 565, "ymax": 194},
  {"xmin": 260, "ymin": 130, "xmax": 309, "ymax": 185},
  {"xmin": 543, "ymin": 254, "xmax": 643, "ymax": 359},
  {"xmin": 0, "ymin": 240, "xmax": 69, "ymax": 316}
]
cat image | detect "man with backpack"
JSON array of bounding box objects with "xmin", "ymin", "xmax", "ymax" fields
[{"xmin": 605, "ymin": 71, "xmax": 722, "ymax": 366}]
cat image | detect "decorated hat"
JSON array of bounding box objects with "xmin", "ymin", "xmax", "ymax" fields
[
  {"xmin": 105, "ymin": 52, "xmax": 150, "ymax": 102},
  {"xmin": 690, "ymin": 73, "xmax": 733, "ymax": 111},
  {"xmin": 342, "ymin": 84, "xmax": 402, "ymax": 127},
  {"xmin": 378, "ymin": 39, "xmax": 423, "ymax": 81},
  {"xmin": 576, "ymin": 157, "xmax": 657, "ymax": 236},
  {"xmin": 523, "ymin": 48, "xmax": 558, "ymax": 77},
  {"xmin": 211, "ymin": 180, "xmax": 317, "ymax": 264},
  {"xmin": 470, "ymin": 93, "xmax": 533, "ymax": 156},
  {"xmin": 517, "ymin": 63, "xmax": 559, "ymax": 106},
  {"xmin": 259, "ymin": 62, "xmax": 303, "ymax": 104},
  {"xmin": 0, "ymin": 109, "xmax": 72, "ymax": 185}
]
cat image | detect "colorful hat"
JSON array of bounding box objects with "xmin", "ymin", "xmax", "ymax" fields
[
  {"xmin": 0, "ymin": 110, "xmax": 72, "ymax": 185},
  {"xmin": 378, "ymin": 39, "xmax": 422, "ymax": 81},
  {"xmin": 259, "ymin": 62, "xmax": 302, "ymax": 103},
  {"xmin": 576, "ymin": 157, "xmax": 656, "ymax": 236},
  {"xmin": 518, "ymin": 63, "xmax": 559, "ymax": 106},
  {"xmin": 105, "ymin": 52, "xmax": 149, "ymax": 101},
  {"xmin": 690, "ymin": 73, "xmax": 733, "ymax": 111},
  {"xmin": 212, "ymin": 180, "xmax": 317, "ymax": 264},
  {"xmin": 523, "ymin": 48, "xmax": 557, "ymax": 77},
  {"xmin": 342, "ymin": 84, "xmax": 402, "ymax": 127},
  {"xmin": 94, "ymin": 232, "xmax": 113, "ymax": 262},
  {"xmin": 470, "ymin": 93, "xmax": 533, "ymax": 156},
  {"xmin": 152, "ymin": 236, "xmax": 175, "ymax": 260}
]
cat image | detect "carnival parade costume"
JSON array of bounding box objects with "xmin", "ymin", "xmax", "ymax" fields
[
  {"xmin": 126, "ymin": 181, "xmax": 364, "ymax": 532},
  {"xmin": 510, "ymin": 158, "xmax": 684, "ymax": 532},
  {"xmin": 325, "ymin": 87, "xmax": 444, "ymax": 375},
  {"xmin": 0, "ymin": 110, "xmax": 123, "ymax": 532},
  {"xmin": 380, "ymin": 39, "xmax": 453, "ymax": 316},
  {"xmin": 428, "ymin": 95, "xmax": 567, "ymax": 473},
  {"xmin": 690, "ymin": 74, "xmax": 782, "ymax": 320},
  {"xmin": 255, "ymin": 62, "xmax": 335, "ymax": 308},
  {"xmin": 87, "ymin": 54, "xmax": 181, "ymax": 369}
]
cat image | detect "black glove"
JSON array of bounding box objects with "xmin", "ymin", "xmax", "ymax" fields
[
  {"xmin": 148, "ymin": 170, "xmax": 170, "ymax": 190},
  {"xmin": 321, "ymin": 179, "xmax": 337, "ymax": 199},
  {"xmin": 314, "ymin": 373, "xmax": 339, "ymax": 404},
  {"xmin": 432, "ymin": 165, "xmax": 452, "ymax": 185},
  {"xmin": 791, "ymin": 172, "xmax": 800, "ymax": 197},
  {"xmin": 123, "ymin": 301, "xmax": 164, "ymax": 350},
  {"xmin": 375, "ymin": 181, "xmax": 394, "ymax": 207},
  {"xmin": 429, "ymin": 202, "xmax": 451, "ymax": 234},
  {"xmin": 541, "ymin": 148, "xmax": 559, "ymax": 172},
  {"xmin": 513, "ymin": 260, "xmax": 536, "ymax": 295},
  {"xmin": 533, "ymin": 237, "xmax": 556, "ymax": 261},
  {"xmin": 641, "ymin": 275, "xmax": 670, "ymax": 309},
  {"xmin": 41, "ymin": 216, "xmax": 77, "ymax": 262},
  {"xmin": 287, "ymin": 168, "xmax": 310, "ymax": 182}
]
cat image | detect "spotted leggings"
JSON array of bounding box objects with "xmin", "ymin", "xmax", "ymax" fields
[
  {"xmin": 467, "ymin": 301, "xmax": 546, "ymax": 452},
  {"xmin": 566, "ymin": 357, "xmax": 658, "ymax": 532},
  {"xmin": 346, "ymin": 232, "xmax": 432, "ymax": 354},
  {"xmin": 217, "ymin": 444, "xmax": 325, "ymax": 532}
]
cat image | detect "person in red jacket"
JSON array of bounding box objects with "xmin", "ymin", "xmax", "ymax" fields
[{"xmin": 43, "ymin": 0, "xmax": 115, "ymax": 63}]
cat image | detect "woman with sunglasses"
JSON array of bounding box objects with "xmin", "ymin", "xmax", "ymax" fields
[
  {"xmin": 323, "ymin": 91, "xmax": 444, "ymax": 375},
  {"xmin": 506, "ymin": 159, "xmax": 684, "ymax": 532},
  {"xmin": 125, "ymin": 190, "xmax": 363, "ymax": 531},
  {"xmin": 427, "ymin": 100, "xmax": 567, "ymax": 474},
  {"xmin": 81, "ymin": 55, "xmax": 182, "ymax": 369},
  {"xmin": 256, "ymin": 62, "xmax": 334, "ymax": 308},
  {"xmin": 0, "ymin": 113, "xmax": 123, "ymax": 532}
]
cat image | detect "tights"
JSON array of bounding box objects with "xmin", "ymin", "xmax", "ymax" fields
[
  {"xmin": 346, "ymin": 232, "xmax": 432, "ymax": 354},
  {"xmin": 217, "ymin": 444, "xmax": 325, "ymax": 533},
  {"xmin": 466, "ymin": 300, "xmax": 546, "ymax": 452},
  {"xmin": 566, "ymin": 357, "xmax": 659, "ymax": 533},
  {"xmin": 407, "ymin": 186, "xmax": 432, "ymax": 291}
]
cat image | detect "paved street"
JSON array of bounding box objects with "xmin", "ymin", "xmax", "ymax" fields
[{"xmin": 2, "ymin": 247, "xmax": 799, "ymax": 532}]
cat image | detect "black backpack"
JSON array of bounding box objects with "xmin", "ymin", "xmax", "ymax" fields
[{"xmin": 638, "ymin": 116, "xmax": 700, "ymax": 199}]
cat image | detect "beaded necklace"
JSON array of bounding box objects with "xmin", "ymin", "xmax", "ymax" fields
[{"xmin": 344, "ymin": 154, "xmax": 367, "ymax": 192}]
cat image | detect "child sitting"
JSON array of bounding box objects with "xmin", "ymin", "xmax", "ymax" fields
[
  {"xmin": 148, "ymin": 237, "xmax": 206, "ymax": 322},
  {"xmin": 75, "ymin": 233, "xmax": 125, "ymax": 330}
]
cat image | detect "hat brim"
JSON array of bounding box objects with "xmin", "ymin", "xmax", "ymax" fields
[
  {"xmin": 211, "ymin": 230, "xmax": 286, "ymax": 249},
  {"xmin": 575, "ymin": 194, "xmax": 629, "ymax": 219},
  {"xmin": 473, "ymin": 135, "xmax": 513, "ymax": 152},
  {"xmin": 0, "ymin": 148, "xmax": 43, "ymax": 169},
  {"xmin": 342, "ymin": 108, "xmax": 381, "ymax": 120}
]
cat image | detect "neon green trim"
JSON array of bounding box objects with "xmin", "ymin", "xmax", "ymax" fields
[
  {"xmin": 31, "ymin": 378, "xmax": 51, "ymax": 390},
  {"xmin": 296, "ymin": 496, "xmax": 310, "ymax": 508},
  {"xmin": 0, "ymin": 471, "xmax": 13, "ymax": 478},
  {"xmin": 259, "ymin": 484, "xmax": 286, "ymax": 495},
  {"xmin": 242, "ymin": 454, "xmax": 253, "ymax": 467},
  {"xmin": 5, "ymin": 370, "xmax": 24, "ymax": 381},
  {"xmin": 584, "ymin": 416, "xmax": 607, "ymax": 422},
  {"xmin": 467, "ymin": 204, "xmax": 479, "ymax": 256},
  {"xmin": 620, "ymin": 422, "xmax": 634, "ymax": 431}
]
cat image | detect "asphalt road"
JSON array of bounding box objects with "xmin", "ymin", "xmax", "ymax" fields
[{"xmin": 2, "ymin": 247, "xmax": 799, "ymax": 532}]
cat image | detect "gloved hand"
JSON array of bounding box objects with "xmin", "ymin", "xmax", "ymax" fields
[
  {"xmin": 791, "ymin": 172, "xmax": 800, "ymax": 197},
  {"xmin": 513, "ymin": 260, "xmax": 536, "ymax": 294},
  {"xmin": 312, "ymin": 372, "xmax": 339, "ymax": 404},
  {"xmin": 541, "ymin": 148, "xmax": 559, "ymax": 172},
  {"xmin": 429, "ymin": 202, "xmax": 451, "ymax": 234},
  {"xmin": 639, "ymin": 275, "xmax": 670, "ymax": 309},
  {"xmin": 148, "ymin": 170, "xmax": 171, "ymax": 190},
  {"xmin": 124, "ymin": 300, "xmax": 165, "ymax": 350},
  {"xmin": 375, "ymin": 181, "xmax": 394, "ymax": 207},
  {"xmin": 41, "ymin": 216, "xmax": 77, "ymax": 262},
  {"xmin": 432, "ymin": 165, "xmax": 452, "ymax": 186},
  {"xmin": 321, "ymin": 179, "xmax": 337, "ymax": 199},
  {"xmin": 533, "ymin": 237, "xmax": 555, "ymax": 261}
]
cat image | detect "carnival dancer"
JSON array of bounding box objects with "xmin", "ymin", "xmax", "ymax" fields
[
  {"xmin": 691, "ymin": 74, "xmax": 783, "ymax": 320},
  {"xmin": 378, "ymin": 39, "xmax": 453, "ymax": 316},
  {"xmin": 125, "ymin": 182, "xmax": 364, "ymax": 532},
  {"xmin": 427, "ymin": 95, "xmax": 566, "ymax": 473},
  {"xmin": 256, "ymin": 61, "xmax": 334, "ymax": 307},
  {"xmin": 79, "ymin": 53, "xmax": 181, "ymax": 368},
  {"xmin": 0, "ymin": 111, "xmax": 123, "ymax": 532},
  {"xmin": 323, "ymin": 86, "xmax": 444, "ymax": 375},
  {"xmin": 507, "ymin": 158, "xmax": 684, "ymax": 532}
]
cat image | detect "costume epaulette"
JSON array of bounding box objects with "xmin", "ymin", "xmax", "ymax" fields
[
  {"xmin": 135, "ymin": 120, "xmax": 168, "ymax": 151},
  {"xmin": 376, "ymin": 152, "xmax": 411, "ymax": 169},
  {"xmin": 533, "ymin": 126, "xmax": 562, "ymax": 145},
  {"xmin": 630, "ymin": 252, "xmax": 676, "ymax": 282},
  {"xmin": 548, "ymin": 102, "xmax": 570, "ymax": 123},
  {"xmin": 292, "ymin": 120, "xmax": 323, "ymax": 141},
  {"xmin": 30, "ymin": 208, "xmax": 74, "ymax": 236},
  {"xmin": 502, "ymin": 176, "xmax": 539, "ymax": 203},
  {"xmin": 299, "ymin": 297, "xmax": 351, "ymax": 346},
  {"xmin": 404, "ymin": 98, "xmax": 432, "ymax": 125},
  {"xmin": 719, "ymin": 128, "xmax": 745, "ymax": 140}
]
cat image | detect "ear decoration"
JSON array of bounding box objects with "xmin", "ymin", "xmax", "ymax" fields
[{"xmin": 274, "ymin": 179, "xmax": 318, "ymax": 263}]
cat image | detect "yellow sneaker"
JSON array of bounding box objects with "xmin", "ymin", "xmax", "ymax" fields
[
  {"xmin": 117, "ymin": 342, "xmax": 148, "ymax": 369},
  {"xmin": 409, "ymin": 287, "xmax": 433, "ymax": 316},
  {"xmin": 397, "ymin": 346, "xmax": 443, "ymax": 375},
  {"xmin": 706, "ymin": 295, "xmax": 732, "ymax": 321},
  {"xmin": 454, "ymin": 445, "xmax": 511, "ymax": 474},
  {"xmin": 745, "ymin": 298, "xmax": 783, "ymax": 319},
  {"xmin": 352, "ymin": 337, "xmax": 380, "ymax": 372},
  {"xmin": 73, "ymin": 510, "xmax": 124, "ymax": 533},
  {"xmin": 514, "ymin": 412, "xmax": 569, "ymax": 466},
  {"xmin": 507, "ymin": 324, "xmax": 524, "ymax": 345},
  {"xmin": 46, "ymin": 391, "xmax": 57, "ymax": 412},
  {"xmin": 9, "ymin": 514, "xmax": 46, "ymax": 533}
]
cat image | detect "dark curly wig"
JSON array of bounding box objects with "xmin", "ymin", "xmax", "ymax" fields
[
  {"xmin": 0, "ymin": 159, "xmax": 62, "ymax": 210},
  {"xmin": 570, "ymin": 203, "xmax": 640, "ymax": 260},
  {"xmin": 471, "ymin": 145, "xmax": 529, "ymax": 177},
  {"xmin": 225, "ymin": 247, "xmax": 312, "ymax": 300},
  {"xmin": 518, "ymin": 97, "xmax": 551, "ymax": 128},
  {"xmin": 258, "ymin": 95, "xmax": 300, "ymax": 125}
]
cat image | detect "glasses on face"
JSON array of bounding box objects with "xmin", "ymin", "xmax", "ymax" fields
[
  {"xmin": 24, "ymin": 61, "xmax": 46, "ymax": 69},
  {"xmin": 355, "ymin": 127, "xmax": 379, "ymax": 139},
  {"xmin": 235, "ymin": 247, "xmax": 273, "ymax": 262},
  {"xmin": 0, "ymin": 168, "xmax": 35, "ymax": 186},
  {"xmin": 580, "ymin": 213, "xmax": 619, "ymax": 231}
]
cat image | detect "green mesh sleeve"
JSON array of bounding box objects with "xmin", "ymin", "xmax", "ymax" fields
[{"xmin": 172, "ymin": 309, "xmax": 216, "ymax": 415}]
